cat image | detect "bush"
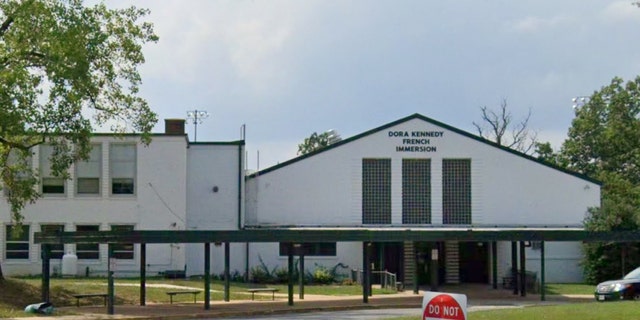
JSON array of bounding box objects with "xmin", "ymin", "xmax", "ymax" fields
[
  {"xmin": 250, "ymin": 265, "xmax": 273, "ymax": 284},
  {"xmin": 311, "ymin": 266, "xmax": 334, "ymax": 284}
]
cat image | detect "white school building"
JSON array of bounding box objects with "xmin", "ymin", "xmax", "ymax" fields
[{"xmin": 1, "ymin": 114, "xmax": 600, "ymax": 285}]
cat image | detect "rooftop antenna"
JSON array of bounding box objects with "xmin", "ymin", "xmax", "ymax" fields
[{"xmin": 186, "ymin": 109, "xmax": 209, "ymax": 142}]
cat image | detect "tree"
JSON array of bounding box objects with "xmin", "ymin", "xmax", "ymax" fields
[
  {"xmin": 559, "ymin": 76, "xmax": 640, "ymax": 283},
  {"xmin": 472, "ymin": 99, "xmax": 538, "ymax": 154},
  {"xmin": 297, "ymin": 130, "xmax": 341, "ymax": 155},
  {"xmin": 0, "ymin": 0, "xmax": 158, "ymax": 225}
]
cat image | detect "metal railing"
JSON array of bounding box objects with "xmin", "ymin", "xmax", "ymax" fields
[{"xmin": 351, "ymin": 269, "xmax": 399, "ymax": 291}]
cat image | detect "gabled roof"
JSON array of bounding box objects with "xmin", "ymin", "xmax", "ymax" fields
[{"xmin": 247, "ymin": 113, "xmax": 601, "ymax": 185}]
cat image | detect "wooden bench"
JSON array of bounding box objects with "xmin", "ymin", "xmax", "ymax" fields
[
  {"xmin": 71, "ymin": 293, "xmax": 108, "ymax": 307},
  {"xmin": 166, "ymin": 290, "xmax": 201, "ymax": 304},
  {"xmin": 246, "ymin": 288, "xmax": 279, "ymax": 301}
]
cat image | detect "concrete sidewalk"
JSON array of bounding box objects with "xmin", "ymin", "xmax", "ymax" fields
[{"xmin": 15, "ymin": 287, "xmax": 594, "ymax": 320}]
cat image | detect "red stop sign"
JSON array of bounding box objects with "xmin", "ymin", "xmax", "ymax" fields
[{"xmin": 423, "ymin": 294, "xmax": 466, "ymax": 320}]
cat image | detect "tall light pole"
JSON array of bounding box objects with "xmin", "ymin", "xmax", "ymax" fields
[{"xmin": 186, "ymin": 110, "xmax": 209, "ymax": 142}]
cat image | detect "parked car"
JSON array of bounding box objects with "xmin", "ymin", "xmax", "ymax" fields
[{"xmin": 594, "ymin": 267, "xmax": 640, "ymax": 301}]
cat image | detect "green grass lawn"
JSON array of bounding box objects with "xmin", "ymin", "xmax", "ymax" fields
[
  {"xmin": 544, "ymin": 283, "xmax": 594, "ymax": 295},
  {"xmin": 386, "ymin": 301, "xmax": 639, "ymax": 320},
  {"xmin": 1, "ymin": 276, "xmax": 395, "ymax": 317},
  {"xmin": 0, "ymin": 278, "xmax": 598, "ymax": 318}
]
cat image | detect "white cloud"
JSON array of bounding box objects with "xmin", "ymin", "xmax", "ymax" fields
[
  {"xmin": 601, "ymin": 1, "xmax": 640, "ymax": 22},
  {"xmin": 509, "ymin": 15, "xmax": 574, "ymax": 33},
  {"xmin": 136, "ymin": 0, "xmax": 318, "ymax": 96}
]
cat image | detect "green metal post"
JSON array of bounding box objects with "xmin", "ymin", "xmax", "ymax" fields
[
  {"xmin": 540, "ymin": 241, "xmax": 546, "ymax": 301},
  {"xmin": 204, "ymin": 243, "xmax": 211, "ymax": 310},
  {"xmin": 224, "ymin": 242, "xmax": 230, "ymax": 302},
  {"xmin": 362, "ymin": 242, "xmax": 370, "ymax": 303},
  {"xmin": 41, "ymin": 244, "xmax": 50, "ymax": 302},
  {"xmin": 288, "ymin": 243, "xmax": 294, "ymax": 306},
  {"xmin": 492, "ymin": 241, "xmax": 498, "ymax": 289},
  {"xmin": 379, "ymin": 243, "xmax": 385, "ymax": 288},
  {"xmin": 140, "ymin": 243, "xmax": 146, "ymax": 306},
  {"xmin": 519, "ymin": 241, "xmax": 526, "ymax": 297},
  {"xmin": 413, "ymin": 242, "xmax": 419, "ymax": 294},
  {"xmin": 107, "ymin": 244, "xmax": 114, "ymax": 315},
  {"xmin": 511, "ymin": 241, "xmax": 518, "ymax": 295},
  {"xmin": 245, "ymin": 242, "xmax": 250, "ymax": 282},
  {"xmin": 299, "ymin": 253, "xmax": 305, "ymax": 300}
]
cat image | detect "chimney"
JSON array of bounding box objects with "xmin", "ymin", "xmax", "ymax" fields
[{"xmin": 164, "ymin": 119, "xmax": 186, "ymax": 135}]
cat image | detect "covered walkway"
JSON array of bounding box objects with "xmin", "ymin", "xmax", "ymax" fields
[{"xmin": 35, "ymin": 227, "xmax": 635, "ymax": 314}]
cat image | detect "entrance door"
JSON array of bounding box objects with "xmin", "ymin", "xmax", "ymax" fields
[
  {"xmin": 372, "ymin": 242, "xmax": 404, "ymax": 285},
  {"xmin": 458, "ymin": 242, "xmax": 489, "ymax": 283}
]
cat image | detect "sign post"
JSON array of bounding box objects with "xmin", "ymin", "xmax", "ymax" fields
[{"xmin": 422, "ymin": 291, "xmax": 467, "ymax": 320}]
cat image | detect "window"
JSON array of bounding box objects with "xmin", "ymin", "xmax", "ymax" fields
[
  {"xmin": 76, "ymin": 225, "xmax": 100, "ymax": 259},
  {"xmin": 5, "ymin": 225, "xmax": 29, "ymax": 260},
  {"xmin": 402, "ymin": 159, "xmax": 431, "ymax": 224},
  {"xmin": 40, "ymin": 145, "xmax": 65, "ymax": 194},
  {"xmin": 279, "ymin": 243, "xmax": 337, "ymax": 256},
  {"xmin": 362, "ymin": 158, "xmax": 391, "ymax": 224},
  {"xmin": 110, "ymin": 144, "xmax": 136, "ymax": 195},
  {"xmin": 110, "ymin": 225, "xmax": 134, "ymax": 259},
  {"xmin": 3, "ymin": 149, "xmax": 32, "ymax": 197},
  {"xmin": 442, "ymin": 159, "xmax": 472, "ymax": 224},
  {"xmin": 41, "ymin": 225, "xmax": 64, "ymax": 259},
  {"xmin": 76, "ymin": 144, "xmax": 101, "ymax": 195}
]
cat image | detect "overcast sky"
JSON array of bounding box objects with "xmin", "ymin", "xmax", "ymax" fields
[{"xmin": 109, "ymin": 0, "xmax": 640, "ymax": 170}]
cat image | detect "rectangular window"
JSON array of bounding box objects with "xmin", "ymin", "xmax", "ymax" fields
[
  {"xmin": 76, "ymin": 225, "xmax": 100, "ymax": 259},
  {"xmin": 279, "ymin": 243, "xmax": 337, "ymax": 256},
  {"xmin": 41, "ymin": 225, "xmax": 64, "ymax": 259},
  {"xmin": 3, "ymin": 149, "xmax": 32, "ymax": 197},
  {"xmin": 5, "ymin": 225, "xmax": 29, "ymax": 260},
  {"xmin": 362, "ymin": 158, "xmax": 392, "ymax": 224},
  {"xmin": 402, "ymin": 159, "xmax": 431, "ymax": 224},
  {"xmin": 40, "ymin": 145, "xmax": 65, "ymax": 194},
  {"xmin": 109, "ymin": 144, "xmax": 136, "ymax": 195},
  {"xmin": 110, "ymin": 225, "xmax": 134, "ymax": 260},
  {"xmin": 442, "ymin": 159, "xmax": 472, "ymax": 224},
  {"xmin": 76, "ymin": 144, "xmax": 102, "ymax": 195}
]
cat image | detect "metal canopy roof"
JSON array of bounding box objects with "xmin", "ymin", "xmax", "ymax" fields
[{"xmin": 34, "ymin": 227, "xmax": 640, "ymax": 244}]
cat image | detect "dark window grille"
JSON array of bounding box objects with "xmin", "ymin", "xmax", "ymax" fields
[
  {"xmin": 362, "ymin": 158, "xmax": 391, "ymax": 224},
  {"xmin": 442, "ymin": 159, "xmax": 472, "ymax": 224},
  {"xmin": 402, "ymin": 158, "xmax": 431, "ymax": 224}
]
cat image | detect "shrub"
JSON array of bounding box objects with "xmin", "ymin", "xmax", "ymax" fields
[{"xmin": 311, "ymin": 266, "xmax": 334, "ymax": 284}]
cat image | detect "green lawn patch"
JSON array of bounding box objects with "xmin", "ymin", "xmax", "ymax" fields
[
  {"xmin": 386, "ymin": 301, "xmax": 635, "ymax": 320},
  {"xmin": 544, "ymin": 283, "xmax": 594, "ymax": 295}
]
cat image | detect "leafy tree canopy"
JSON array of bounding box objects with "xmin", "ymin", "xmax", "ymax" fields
[
  {"xmin": 297, "ymin": 130, "xmax": 340, "ymax": 155},
  {"xmin": 556, "ymin": 76, "xmax": 640, "ymax": 283},
  {"xmin": 0, "ymin": 0, "xmax": 158, "ymax": 224},
  {"xmin": 561, "ymin": 77, "xmax": 640, "ymax": 184}
]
